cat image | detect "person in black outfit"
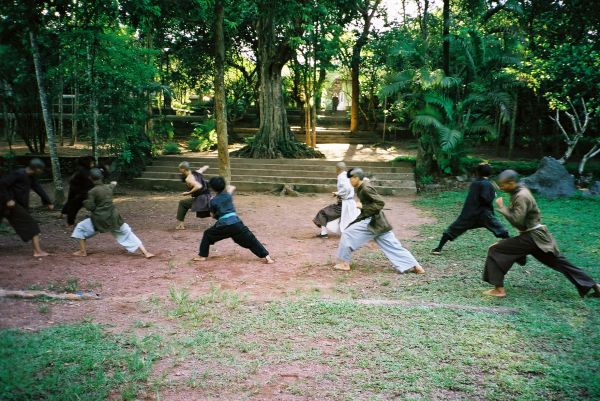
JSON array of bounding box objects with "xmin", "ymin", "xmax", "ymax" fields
[
  {"xmin": 61, "ymin": 156, "xmax": 95, "ymax": 227},
  {"xmin": 193, "ymin": 176, "xmax": 274, "ymax": 264},
  {"xmin": 432, "ymin": 163, "xmax": 509, "ymax": 255},
  {"xmin": 0, "ymin": 158, "xmax": 54, "ymax": 256}
]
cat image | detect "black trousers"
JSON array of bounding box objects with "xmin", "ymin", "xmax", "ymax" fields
[
  {"xmin": 199, "ymin": 221, "xmax": 269, "ymax": 258},
  {"xmin": 445, "ymin": 213, "xmax": 508, "ymax": 240},
  {"xmin": 3, "ymin": 204, "xmax": 40, "ymax": 242},
  {"xmin": 61, "ymin": 194, "xmax": 86, "ymax": 225},
  {"xmin": 313, "ymin": 202, "xmax": 342, "ymax": 227},
  {"xmin": 483, "ymin": 233, "xmax": 597, "ymax": 296}
]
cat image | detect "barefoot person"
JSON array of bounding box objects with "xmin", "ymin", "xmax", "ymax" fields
[
  {"xmin": 0, "ymin": 158, "xmax": 53, "ymax": 257},
  {"xmin": 334, "ymin": 168, "xmax": 424, "ymax": 274},
  {"xmin": 483, "ymin": 169, "xmax": 600, "ymax": 298},
  {"xmin": 194, "ymin": 176, "xmax": 273, "ymax": 264},
  {"xmin": 71, "ymin": 168, "xmax": 154, "ymax": 258},
  {"xmin": 313, "ymin": 162, "xmax": 359, "ymax": 238},
  {"xmin": 176, "ymin": 162, "xmax": 211, "ymax": 230},
  {"xmin": 432, "ymin": 163, "xmax": 509, "ymax": 254},
  {"xmin": 61, "ymin": 156, "xmax": 95, "ymax": 228}
]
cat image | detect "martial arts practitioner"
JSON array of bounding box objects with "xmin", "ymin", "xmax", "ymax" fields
[
  {"xmin": 334, "ymin": 168, "xmax": 424, "ymax": 273},
  {"xmin": 432, "ymin": 163, "xmax": 509, "ymax": 254},
  {"xmin": 194, "ymin": 176, "xmax": 274, "ymax": 264},
  {"xmin": 313, "ymin": 162, "xmax": 359, "ymax": 237},
  {"xmin": 176, "ymin": 161, "xmax": 211, "ymax": 230},
  {"xmin": 483, "ymin": 170, "xmax": 600, "ymax": 298},
  {"xmin": 61, "ymin": 156, "xmax": 95, "ymax": 227},
  {"xmin": 71, "ymin": 168, "xmax": 154, "ymax": 258},
  {"xmin": 0, "ymin": 158, "xmax": 53, "ymax": 257}
]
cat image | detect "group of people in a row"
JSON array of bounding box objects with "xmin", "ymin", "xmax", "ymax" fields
[
  {"xmin": 310, "ymin": 162, "xmax": 600, "ymax": 298},
  {"xmin": 1, "ymin": 157, "xmax": 599, "ymax": 298}
]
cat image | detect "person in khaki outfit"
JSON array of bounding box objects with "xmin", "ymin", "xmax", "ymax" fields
[
  {"xmin": 71, "ymin": 168, "xmax": 154, "ymax": 258},
  {"xmin": 334, "ymin": 168, "xmax": 424, "ymax": 274},
  {"xmin": 483, "ymin": 170, "xmax": 600, "ymax": 298}
]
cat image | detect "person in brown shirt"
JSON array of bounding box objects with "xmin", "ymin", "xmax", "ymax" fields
[
  {"xmin": 483, "ymin": 170, "xmax": 599, "ymax": 298},
  {"xmin": 334, "ymin": 168, "xmax": 424, "ymax": 274}
]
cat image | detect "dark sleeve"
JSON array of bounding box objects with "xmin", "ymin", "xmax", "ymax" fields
[
  {"xmin": 0, "ymin": 172, "xmax": 18, "ymax": 201},
  {"xmin": 30, "ymin": 178, "xmax": 52, "ymax": 205},
  {"xmin": 479, "ymin": 181, "xmax": 495, "ymax": 205},
  {"xmin": 360, "ymin": 185, "xmax": 385, "ymax": 216}
]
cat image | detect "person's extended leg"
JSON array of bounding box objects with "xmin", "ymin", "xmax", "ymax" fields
[
  {"xmin": 482, "ymin": 235, "xmax": 535, "ymax": 297},
  {"xmin": 375, "ymin": 231, "xmax": 424, "ymax": 274},
  {"xmin": 112, "ymin": 223, "xmax": 154, "ymax": 258},
  {"xmin": 7, "ymin": 203, "xmax": 47, "ymax": 257},
  {"xmin": 65, "ymin": 196, "xmax": 85, "ymax": 227},
  {"xmin": 176, "ymin": 198, "xmax": 194, "ymax": 229},
  {"xmin": 432, "ymin": 218, "xmax": 471, "ymax": 254},
  {"xmin": 313, "ymin": 203, "xmax": 341, "ymax": 238},
  {"xmin": 531, "ymin": 249, "xmax": 600, "ymax": 297},
  {"xmin": 335, "ymin": 219, "xmax": 373, "ymax": 271},
  {"xmin": 71, "ymin": 218, "xmax": 96, "ymax": 256},
  {"xmin": 195, "ymin": 224, "xmax": 230, "ymax": 260},
  {"xmin": 230, "ymin": 222, "xmax": 273, "ymax": 263},
  {"xmin": 31, "ymin": 235, "xmax": 49, "ymax": 257}
]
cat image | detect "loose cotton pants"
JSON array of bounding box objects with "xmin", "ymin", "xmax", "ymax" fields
[
  {"xmin": 337, "ymin": 218, "xmax": 419, "ymax": 273},
  {"xmin": 71, "ymin": 218, "xmax": 142, "ymax": 253}
]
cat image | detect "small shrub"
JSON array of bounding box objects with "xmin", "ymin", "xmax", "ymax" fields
[
  {"xmin": 162, "ymin": 142, "xmax": 181, "ymax": 155},
  {"xmin": 188, "ymin": 119, "xmax": 217, "ymax": 152},
  {"xmin": 419, "ymin": 175, "xmax": 434, "ymax": 185}
]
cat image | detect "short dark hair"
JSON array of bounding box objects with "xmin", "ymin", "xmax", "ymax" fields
[
  {"xmin": 208, "ymin": 176, "xmax": 226, "ymax": 193},
  {"xmin": 476, "ymin": 163, "xmax": 492, "ymax": 177},
  {"xmin": 78, "ymin": 156, "xmax": 94, "ymax": 168},
  {"xmin": 90, "ymin": 168, "xmax": 104, "ymax": 181},
  {"xmin": 29, "ymin": 158, "xmax": 45, "ymax": 171},
  {"xmin": 498, "ymin": 169, "xmax": 519, "ymax": 183},
  {"xmin": 347, "ymin": 167, "xmax": 365, "ymax": 180}
]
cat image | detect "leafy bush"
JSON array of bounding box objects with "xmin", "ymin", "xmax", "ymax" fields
[
  {"xmin": 188, "ymin": 119, "xmax": 217, "ymax": 152},
  {"xmin": 162, "ymin": 141, "xmax": 181, "ymax": 155}
]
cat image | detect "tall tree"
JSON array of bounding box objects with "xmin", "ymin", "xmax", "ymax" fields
[
  {"xmin": 442, "ymin": 0, "xmax": 450, "ymax": 75},
  {"xmin": 30, "ymin": 31, "xmax": 65, "ymax": 206},
  {"xmin": 214, "ymin": 0, "xmax": 231, "ymax": 182}
]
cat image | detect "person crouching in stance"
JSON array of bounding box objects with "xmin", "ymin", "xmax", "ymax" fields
[
  {"xmin": 194, "ymin": 176, "xmax": 274, "ymax": 264},
  {"xmin": 71, "ymin": 168, "xmax": 154, "ymax": 258},
  {"xmin": 334, "ymin": 168, "xmax": 424, "ymax": 274},
  {"xmin": 483, "ymin": 169, "xmax": 600, "ymax": 298}
]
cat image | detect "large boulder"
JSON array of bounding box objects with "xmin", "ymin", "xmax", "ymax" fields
[
  {"xmin": 589, "ymin": 181, "xmax": 600, "ymax": 195},
  {"xmin": 520, "ymin": 157, "xmax": 577, "ymax": 198}
]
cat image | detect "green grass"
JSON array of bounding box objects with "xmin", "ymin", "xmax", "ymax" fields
[{"xmin": 0, "ymin": 323, "xmax": 160, "ymax": 401}]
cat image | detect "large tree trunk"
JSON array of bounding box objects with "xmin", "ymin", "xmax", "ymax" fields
[
  {"xmin": 214, "ymin": 0, "xmax": 231, "ymax": 183},
  {"xmin": 86, "ymin": 44, "xmax": 99, "ymax": 163},
  {"xmin": 442, "ymin": 0, "xmax": 450, "ymax": 75},
  {"xmin": 350, "ymin": 51, "xmax": 361, "ymax": 133},
  {"xmin": 508, "ymin": 92, "xmax": 517, "ymax": 159},
  {"xmin": 30, "ymin": 31, "xmax": 65, "ymax": 207}
]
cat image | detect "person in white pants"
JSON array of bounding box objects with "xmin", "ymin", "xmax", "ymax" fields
[
  {"xmin": 334, "ymin": 168, "xmax": 424, "ymax": 274},
  {"xmin": 71, "ymin": 168, "xmax": 154, "ymax": 258}
]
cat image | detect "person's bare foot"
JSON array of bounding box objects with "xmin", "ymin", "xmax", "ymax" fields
[
  {"xmin": 144, "ymin": 253, "xmax": 155, "ymax": 259},
  {"xmin": 193, "ymin": 256, "xmax": 207, "ymax": 262},
  {"xmin": 265, "ymin": 255, "xmax": 275, "ymax": 264},
  {"xmin": 175, "ymin": 222, "xmax": 186, "ymax": 230},
  {"xmin": 33, "ymin": 251, "xmax": 50, "ymax": 257},
  {"xmin": 72, "ymin": 250, "xmax": 87, "ymax": 257},
  {"xmin": 588, "ymin": 284, "xmax": 600, "ymax": 298},
  {"xmin": 334, "ymin": 262, "xmax": 351, "ymax": 271},
  {"xmin": 483, "ymin": 288, "xmax": 507, "ymax": 298},
  {"xmin": 408, "ymin": 265, "xmax": 425, "ymax": 274}
]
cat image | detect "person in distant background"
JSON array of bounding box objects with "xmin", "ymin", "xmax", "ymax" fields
[
  {"xmin": 0, "ymin": 158, "xmax": 53, "ymax": 256},
  {"xmin": 71, "ymin": 168, "xmax": 154, "ymax": 258},
  {"xmin": 176, "ymin": 161, "xmax": 211, "ymax": 230},
  {"xmin": 431, "ymin": 163, "xmax": 509, "ymax": 255},
  {"xmin": 61, "ymin": 156, "xmax": 95, "ymax": 227},
  {"xmin": 332, "ymin": 95, "xmax": 339, "ymax": 112}
]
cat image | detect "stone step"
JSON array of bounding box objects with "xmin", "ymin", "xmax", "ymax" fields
[
  {"xmin": 141, "ymin": 168, "xmax": 414, "ymax": 180},
  {"xmin": 155, "ymin": 156, "xmax": 411, "ymax": 168},
  {"xmin": 139, "ymin": 172, "xmax": 415, "ymax": 187},
  {"xmin": 133, "ymin": 178, "xmax": 415, "ymax": 196},
  {"xmin": 146, "ymin": 163, "xmax": 412, "ymax": 174}
]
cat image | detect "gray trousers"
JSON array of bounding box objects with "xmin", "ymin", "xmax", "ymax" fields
[{"xmin": 337, "ymin": 218, "xmax": 419, "ymax": 273}]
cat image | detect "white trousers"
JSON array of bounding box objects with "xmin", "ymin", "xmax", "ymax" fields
[
  {"xmin": 337, "ymin": 218, "xmax": 419, "ymax": 273},
  {"xmin": 71, "ymin": 218, "xmax": 142, "ymax": 253},
  {"xmin": 326, "ymin": 199, "xmax": 361, "ymax": 235}
]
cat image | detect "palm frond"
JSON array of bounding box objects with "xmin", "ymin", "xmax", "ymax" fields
[{"xmin": 439, "ymin": 126, "xmax": 464, "ymax": 152}]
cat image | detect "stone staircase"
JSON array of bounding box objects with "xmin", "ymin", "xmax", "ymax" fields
[{"xmin": 134, "ymin": 156, "xmax": 416, "ymax": 196}]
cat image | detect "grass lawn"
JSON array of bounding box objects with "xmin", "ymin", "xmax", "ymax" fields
[{"xmin": 1, "ymin": 191, "xmax": 599, "ymax": 400}]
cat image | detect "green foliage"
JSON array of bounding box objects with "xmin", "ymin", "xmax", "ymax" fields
[
  {"xmin": 0, "ymin": 323, "xmax": 158, "ymax": 401},
  {"xmin": 161, "ymin": 141, "xmax": 181, "ymax": 155},
  {"xmin": 187, "ymin": 119, "xmax": 217, "ymax": 152}
]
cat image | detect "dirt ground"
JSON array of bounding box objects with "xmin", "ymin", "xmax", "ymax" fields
[{"xmin": 0, "ymin": 186, "xmax": 431, "ymax": 332}]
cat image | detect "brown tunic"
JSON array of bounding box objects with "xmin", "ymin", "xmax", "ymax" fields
[
  {"xmin": 351, "ymin": 181, "xmax": 392, "ymax": 235},
  {"xmin": 84, "ymin": 182, "xmax": 124, "ymax": 232},
  {"xmin": 497, "ymin": 185, "xmax": 559, "ymax": 255}
]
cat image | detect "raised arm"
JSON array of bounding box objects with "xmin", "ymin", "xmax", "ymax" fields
[{"xmin": 497, "ymin": 195, "xmax": 528, "ymax": 228}]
